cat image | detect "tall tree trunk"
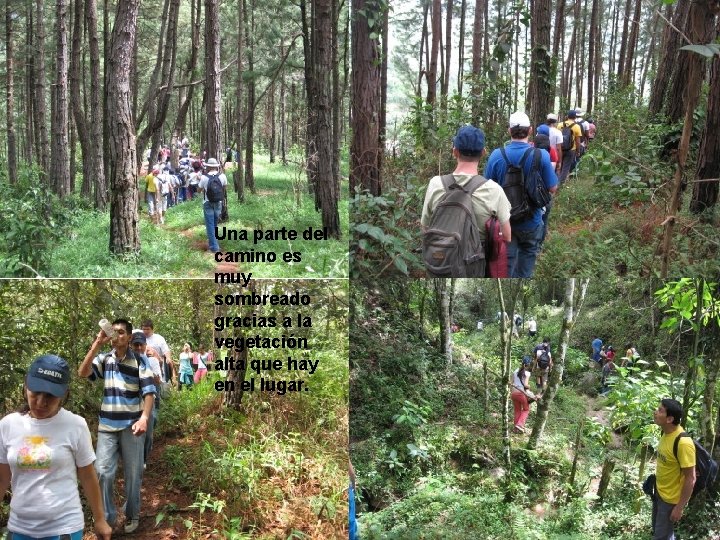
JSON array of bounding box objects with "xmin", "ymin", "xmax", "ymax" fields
[
  {"xmin": 621, "ymin": 0, "xmax": 642, "ymax": 87},
  {"xmin": 442, "ymin": 0, "xmax": 453, "ymax": 100},
  {"xmin": 5, "ymin": 3, "xmax": 18, "ymax": 184},
  {"xmin": 664, "ymin": 0, "xmax": 693, "ymax": 123},
  {"xmin": 427, "ymin": 0, "xmax": 441, "ymax": 105},
  {"xmin": 86, "ymin": 0, "xmax": 107, "ymax": 208},
  {"xmin": 34, "ymin": 0, "xmax": 50, "ymax": 178},
  {"xmin": 690, "ymin": 20, "xmax": 720, "ymax": 214},
  {"xmin": 659, "ymin": 0, "xmax": 717, "ymax": 276},
  {"xmin": 25, "ymin": 2, "xmax": 35, "ymax": 166},
  {"xmin": 616, "ymin": 0, "xmax": 632, "ymax": 84},
  {"xmin": 312, "ymin": 0, "xmax": 340, "ymax": 238},
  {"xmin": 349, "ymin": 0, "xmax": 381, "ymax": 195},
  {"xmin": 639, "ymin": 11, "xmax": 660, "ymax": 102},
  {"xmin": 107, "ymin": 0, "xmax": 141, "ymax": 255},
  {"xmin": 244, "ymin": 0, "xmax": 255, "ymax": 193},
  {"xmin": 436, "ymin": 279, "xmax": 452, "ymax": 364},
  {"xmin": 528, "ymin": 278, "xmax": 589, "ymax": 449},
  {"xmin": 204, "ymin": 0, "xmax": 222, "ymax": 162},
  {"xmin": 497, "ymin": 280, "xmax": 521, "ymax": 468},
  {"xmin": 234, "ymin": 0, "xmax": 245, "ymax": 201},
  {"xmin": 70, "ymin": 0, "xmax": 92, "ymax": 198},
  {"xmin": 458, "ymin": 0, "xmax": 466, "ymax": 95},
  {"xmin": 587, "ymin": 0, "xmax": 599, "ymax": 113},
  {"xmin": 648, "ymin": 4, "xmax": 677, "ymax": 117},
  {"xmin": 378, "ymin": 3, "xmax": 388, "ymax": 190},
  {"xmin": 471, "ymin": 0, "xmax": 485, "ymax": 123},
  {"xmin": 51, "ymin": 0, "xmax": 72, "ymax": 196},
  {"xmin": 172, "ymin": 0, "xmax": 201, "ymax": 153},
  {"xmin": 417, "ymin": 1, "xmax": 429, "ymax": 97},
  {"xmin": 527, "ymin": 0, "xmax": 553, "ymax": 127}
]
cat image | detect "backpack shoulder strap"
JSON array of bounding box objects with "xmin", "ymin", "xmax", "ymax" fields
[
  {"xmin": 500, "ymin": 147, "xmax": 511, "ymax": 166},
  {"xmin": 519, "ymin": 147, "xmax": 534, "ymax": 168},
  {"xmin": 672, "ymin": 432, "xmax": 690, "ymax": 462},
  {"xmin": 464, "ymin": 174, "xmax": 489, "ymax": 195},
  {"xmin": 440, "ymin": 174, "xmax": 456, "ymax": 191}
]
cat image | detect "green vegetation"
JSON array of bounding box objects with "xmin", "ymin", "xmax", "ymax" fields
[
  {"xmin": 351, "ymin": 279, "xmax": 720, "ymax": 539},
  {"xmin": 0, "ymin": 154, "xmax": 349, "ymax": 278}
]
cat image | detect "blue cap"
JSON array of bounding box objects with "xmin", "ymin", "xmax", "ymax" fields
[
  {"xmin": 27, "ymin": 355, "xmax": 70, "ymax": 397},
  {"xmin": 567, "ymin": 110, "xmax": 577, "ymax": 118},
  {"xmin": 536, "ymin": 124, "xmax": 550, "ymax": 136},
  {"xmin": 453, "ymin": 125, "xmax": 485, "ymax": 154},
  {"xmin": 131, "ymin": 331, "xmax": 147, "ymax": 345},
  {"xmin": 523, "ymin": 355, "xmax": 533, "ymax": 365}
]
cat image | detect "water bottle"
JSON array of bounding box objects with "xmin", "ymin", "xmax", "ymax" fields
[{"xmin": 99, "ymin": 319, "xmax": 116, "ymax": 339}]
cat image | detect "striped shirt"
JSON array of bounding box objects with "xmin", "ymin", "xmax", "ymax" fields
[{"xmin": 90, "ymin": 350, "xmax": 157, "ymax": 432}]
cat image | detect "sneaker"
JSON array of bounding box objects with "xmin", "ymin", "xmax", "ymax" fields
[
  {"xmin": 513, "ymin": 425, "xmax": 525, "ymax": 434},
  {"xmin": 124, "ymin": 519, "xmax": 140, "ymax": 533}
]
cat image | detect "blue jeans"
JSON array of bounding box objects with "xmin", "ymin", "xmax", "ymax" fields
[
  {"xmin": 651, "ymin": 494, "xmax": 676, "ymax": 540},
  {"xmin": 95, "ymin": 428, "xmax": 145, "ymax": 524},
  {"xmin": 203, "ymin": 200, "xmax": 222, "ymax": 252},
  {"xmin": 9, "ymin": 533, "xmax": 83, "ymax": 540},
  {"xmin": 559, "ymin": 148, "xmax": 576, "ymax": 184},
  {"xmin": 508, "ymin": 224, "xmax": 544, "ymax": 277}
]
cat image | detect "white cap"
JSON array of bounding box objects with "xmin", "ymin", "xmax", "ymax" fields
[
  {"xmin": 546, "ymin": 113, "xmax": 558, "ymax": 121},
  {"xmin": 509, "ymin": 111, "xmax": 531, "ymax": 128},
  {"xmin": 575, "ymin": 109, "xmax": 584, "ymax": 117}
]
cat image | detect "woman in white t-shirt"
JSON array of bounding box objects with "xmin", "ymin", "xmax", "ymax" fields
[
  {"xmin": 194, "ymin": 345, "xmax": 210, "ymax": 383},
  {"xmin": 0, "ymin": 355, "xmax": 111, "ymax": 540}
]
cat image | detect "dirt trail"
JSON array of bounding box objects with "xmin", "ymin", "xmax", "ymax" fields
[{"xmin": 178, "ymin": 227, "xmax": 238, "ymax": 277}]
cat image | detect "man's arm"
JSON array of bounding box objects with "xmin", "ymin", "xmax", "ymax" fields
[
  {"xmin": 131, "ymin": 393, "xmax": 155, "ymax": 436},
  {"xmin": 670, "ymin": 466, "xmax": 696, "ymax": 522},
  {"xmin": 78, "ymin": 330, "xmax": 111, "ymax": 378}
]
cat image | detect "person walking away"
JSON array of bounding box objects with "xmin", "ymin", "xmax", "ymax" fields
[
  {"xmin": 141, "ymin": 319, "xmax": 175, "ymax": 386},
  {"xmin": 421, "ymin": 125, "xmax": 512, "ymax": 277},
  {"xmin": 530, "ymin": 129, "xmax": 556, "ymax": 244},
  {"xmin": 545, "ymin": 113, "xmax": 563, "ymax": 174},
  {"xmin": 0, "ymin": 355, "xmax": 112, "ymax": 540},
  {"xmin": 586, "ymin": 117, "xmax": 597, "ymax": 142},
  {"xmin": 79, "ymin": 319, "xmax": 157, "ymax": 533},
  {"xmin": 533, "ymin": 341, "xmax": 553, "ymax": 390},
  {"xmin": 591, "ymin": 336, "xmax": 603, "ymax": 367},
  {"xmin": 178, "ymin": 343, "xmax": 194, "ymax": 390},
  {"xmin": 511, "ymin": 356, "xmax": 535, "ymax": 433},
  {"xmin": 130, "ymin": 331, "xmax": 161, "ymax": 468},
  {"xmin": 199, "ymin": 158, "xmax": 228, "ymax": 254},
  {"xmin": 194, "ymin": 345, "xmax": 210, "ymax": 383},
  {"xmin": 484, "ymin": 112, "xmax": 558, "ymax": 277},
  {"xmin": 558, "ymin": 110, "xmax": 582, "ymax": 184},
  {"xmin": 651, "ymin": 399, "xmax": 695, "ymax": 539},
  {"xmin": 527, "ymin": 317, "xmax": 537, "ymax": 338},
  {"xmin": 144, "ymin": 168, "xmax": 161, "ymax": 225}
]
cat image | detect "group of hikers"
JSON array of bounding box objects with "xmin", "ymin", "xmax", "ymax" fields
[
  {"xmin": 0, "ymin": 318, "xmax": 215, "ymax": 537},
  {"xmin": 590, "ymin": 335, "xmax": 641, "ymax": 394},
  {"xmin": 510, "ymin": 336, "xmax": 553, "ymax": 433},
  {"xmin": 422, "ymin": 108, "xmax": 596, "ymax": 278},
  {"xmin": 142, "ymin": 137, "xmax": 229, "ymax": 253}
]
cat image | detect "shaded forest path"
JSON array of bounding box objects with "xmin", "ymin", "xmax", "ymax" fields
[
  {"xmin": 82, "ymin": 433, "xmax": 210, "ymax": 539},
  {"xmin": 178, "ymin": 227, "xmax": 239, "ymax": 277}
]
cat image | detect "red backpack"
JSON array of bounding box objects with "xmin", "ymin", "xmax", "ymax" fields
[{"xmin": 485, "ymin": 212, "xmax": 508, "ymax": 277}]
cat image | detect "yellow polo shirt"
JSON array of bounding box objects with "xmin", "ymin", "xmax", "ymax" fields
[
  {"xmin": 560, "ymin": 121, "xmax": 582, "ymax": 152},
  {"xmin": 145, "ymin": 173, "xmax": 157, "ymax": 193},
  {"xmin": 656, "ymin": 426, "xmax": 695, "ymax": 504}
]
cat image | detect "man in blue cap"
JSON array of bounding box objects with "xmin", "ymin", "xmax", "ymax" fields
[
  {"xmin": 558, "ymin": 110, "xmax": 582, "ymax": 184},
  {"xmin": 421, "ymin": 124, "xmax": 512, "ymax": 256},
  {"xmin": 484, "ymin": 111, "xmax": 558, "ymax": 277}
]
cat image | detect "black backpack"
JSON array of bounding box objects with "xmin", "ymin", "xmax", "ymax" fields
[
  {"xmin": 561, "ymin": 121, "xmax": 576, "ymax": 151},
  {"xmin": 206, "ymin": 173, "xmax": 224, "ymax": 202},
  {"xmin": 673, "ymin": 432, "xmax": 719, "ymax": 497},
  {"xmin": 500, "ymin": 147, "xmax": 534, "ymax": 224},
  {"xmin": 537, "ymin": 350, "xmax": 551, "ymax": 369},
  {"xmin": 423, "ymin": 174, "xmax": 488, "ymax": 277}
]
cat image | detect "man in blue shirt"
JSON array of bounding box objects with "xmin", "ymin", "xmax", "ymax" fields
[
  {"xmin": 591, "ymin": 336, "xmax": 603, "ymax": 366},
  {"xmin": 484, "ymin": 111, "xmax": 558, "ymax": 277}
]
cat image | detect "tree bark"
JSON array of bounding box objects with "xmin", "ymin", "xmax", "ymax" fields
[
  {"xmin": 349, "ymin": 0, "xmax": 381, "ymax": 195},
  {"xmin": 527, "ymin": 278, "xmax": 589, "ymax": 449},
  {"xmin": 427, "ymin": 0, "xmax": 441, "ymax": 106},
  {"xmin": 234, "ymin": 0, "xmax": 245, "ymax": 201},
  {"xmin": 51, "ymin": 0, "xmax": 72, "ymax": 196},
  {"xmin": 6, "ymin": 3, "xmax": 18, "ymax": 185},
  {"xmin": 471, "ymin": 0, "xmax": 486, "ymax": 123},
  {"xmin": 442, "ymin": 0, "xmax": 453, "ymax": 100},
  {"xmin": 616, "ymin": 0, "xmax": 632, "ymax": 84},
  {"xmin": 86, "ymin": 0, "xmax": 107, "ymax": 208},
  {"xmin": 690, "ymin": 19, "xmax": 720, "ymax": 214},
  {"xmin": 664, "ymin": 0, "xmax": 694, "ymax": 123},
  {"xmin": 34, "ymin": 0, "xmax": 51, "ymax": 178},
  {"xmin": 107, "ymin": 0, "xmax": 141, "ymax": 255},
  {"xmin": 70, "ymin": 0, "xmax": 92, "ymax": 198},
  {"xmin": 244, "ymin": 0, "xmax": 255, "ymax": 193},
  {"xmin": 204, "ymin": 0, "xmax": 222, "ymax": 162},
  {"xmin": 436, "ymin": 279, "xmax": 452, "ymax": 364},
  {"xmin": 458, "ymin": 0, "xmax": 467, "ymax": 95},
  {"xmin": 621, "ymin": 0, "xmax": 643, "ymax": 87},
  {"xmin": 527, "ymin": 0, "xmax": 553, "ymax": 128}
]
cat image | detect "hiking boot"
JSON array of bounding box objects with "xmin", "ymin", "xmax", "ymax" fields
[{"xmin": 125, "ymin": 518, "xmax": 140, "ymax": 533}]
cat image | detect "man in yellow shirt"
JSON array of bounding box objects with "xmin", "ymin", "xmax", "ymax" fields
[
  {"xmin": 652, "ymin": 398, "xmax": 696, "ymax": 540},
  {"xmin": 143, "ymin": 168, "xmax": 160, "ymax": 225},
  {"xmin": 558, "ymin": 110, "xmax": 582, "ymax": 185}
]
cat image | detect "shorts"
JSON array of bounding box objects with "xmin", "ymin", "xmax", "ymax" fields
[{"xmin": 145, "ymin": 192, "xmax": 156, "ymax": 215}]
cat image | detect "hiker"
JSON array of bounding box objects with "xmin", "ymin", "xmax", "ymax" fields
[
  {"xmin": 0, "ymin": 355, "xmax": 112, "ymax": 540},
  {"xmin": 141, "ymin": 319, "xmax": 174, "ymax": 385},
  {"xmin": 484, "ymin": 111, "xmax": 558, "ymax": 277},
  {"xmin": 545, "ymin": 113, "xmax": 563, "ymax": 173},
  {"xmin": 651, "ymin": 399, "xmax": 696, "ymax": 539},
  {"xmin": 622, "ymin": 343, "xmax": 639, "ymax": 367},
  {"xmin": 599, "ymin": 357, "xmax": 617, "ymax": 395},
  {"xmin": 421, "ymin": 125, "xmax": 512, "ymax": 277},
  {"xmin": 527, "ymin": 317, "xmax": 537, "ymax": 338},
  {"xmin": 605, "ymin": 345, "xmax": 616, "ymax": 365},
  {"xmin": 194, "ymin": 345, "xmax": 210, "ymax": 383},
  {"xmin": 144, "ymin": 167, "xmax": 161, "ymax": 225},
  {"xmin": 576, "ymin": 109, "xmax": 590, "ymax": 148},
  {"xmin": 178, "ymin": 343, "xmax": 194, "ymax": 390},
  {"xmin": 591, "ymin": 336, "xmax": 603, "ymax": 366},
  {"xmin": 78, "ymin": 319, "xmax": 156, "ymax": 534},
  {"xmin": 130, "ymin": 331, "xmax": 162, "ymax": 468},
  {"xmin": 558, "ymin": 110, "xmax": 582, "ymax": 184},
  {"xmin": 533, "ymin": 339, "xmax": 553, "ymax": 389},
  {"xmin": 587, "ymin": 118, "xmax": 597, "ymax": 141},
  {"xmin": 511, "ymin": 356, "xmax": 535, "ymax": 433},
  {"xmin": 199, "ymin": 158, "xmax": 228, "ymax": 254},
  {"xmin": 188, "ymin": 160, "xmax": 203, "ymax": 200},
  {"xmin": 534, "ymin": 125, "xmax": 558, "ymax": 168}
]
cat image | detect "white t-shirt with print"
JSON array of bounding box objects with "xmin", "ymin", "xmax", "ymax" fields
[{"xmin": 0, "ymin": 408, "xmax": 95, "ymax": 536}]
